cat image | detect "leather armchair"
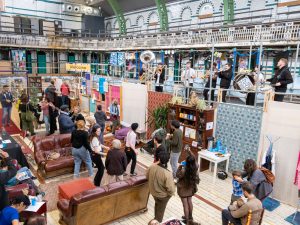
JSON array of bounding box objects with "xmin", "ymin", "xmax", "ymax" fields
[
  {"xmin": 57, "ymin": 175, "xmax": 149, "ymax": 225},
  {"xmin": 33, "ymin": 134, "xmax": 75, "ymax": 178}
]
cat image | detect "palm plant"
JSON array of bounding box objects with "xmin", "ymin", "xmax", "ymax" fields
[{"xmin": 147, "ymin": 105, "xmax": 168, "ymax": 130}]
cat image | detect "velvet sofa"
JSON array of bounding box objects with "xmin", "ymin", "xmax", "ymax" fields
[
  {"xmin": 57, "ymin": 175, "xmax": 149, "ymax": 225},
  {"xmin": 33, "ymin": 134, "xmax": 75, "ymax": 178}
]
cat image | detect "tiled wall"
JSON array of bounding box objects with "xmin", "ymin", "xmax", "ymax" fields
[{"xmin": 216, "ymin": 103, "xmax": 263, "ymax": 171}]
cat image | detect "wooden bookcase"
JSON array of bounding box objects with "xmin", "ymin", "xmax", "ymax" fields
[
  {"xmin": 28, "ymin": 75, "xmax": 43, "ymax": 99},
  {"xmin": 167, "ymin": 104, "xmax": 214, "ymax": 171}
]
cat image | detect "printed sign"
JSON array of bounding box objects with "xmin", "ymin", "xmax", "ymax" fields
[
  {"xmin": 237, "ymin": 76, "xmax": 254, "ymax": 91},
  {"xmin": 66, "ymin": 63, "xmax": 91, "ymax": 72}
]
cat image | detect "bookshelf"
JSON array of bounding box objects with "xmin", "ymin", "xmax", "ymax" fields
[
  {"xmin": 28, "ymin": 76, "xmax": 43, "ymax": 100},
  {"xmin": 168, "ymin": 103, "xmax": 214, "ymax": 171}
]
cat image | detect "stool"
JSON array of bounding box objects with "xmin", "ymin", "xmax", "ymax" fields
[{"xmin": 58, "ymin": 178, "xmax": 95, "ymax": 200}]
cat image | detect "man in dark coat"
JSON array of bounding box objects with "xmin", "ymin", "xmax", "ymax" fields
[
  {"xmin": 154, "ymin": 63, "xmax": 165, "ymax": 92},
  {"xmin": 218, "ymin": 63, "xmax": 233, "ymax": 102},
  {"xmin": 267, "ymin": 58, "xmax": 293, "ymax": 102},
  {"xmin": 105, "ymin": 139, "xmax": 127, "ymax": 183},
  {"xmin": 58, "ymin": 105, "xmax": 75, "ymax": 134}
]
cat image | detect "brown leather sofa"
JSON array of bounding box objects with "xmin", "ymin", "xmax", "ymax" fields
[
  {"xmin": 57, "ymin": 175, "xmax": 149, "ymax": 225},
  {"xmin": 33, "ymin": 134, "xmax": 75, "ymax": 178}
]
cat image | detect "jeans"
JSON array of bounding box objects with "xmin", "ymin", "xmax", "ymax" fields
[
  {"xmin": 61, "ymin": 95, "xmax": 69, "ymax": 106},
  {"xmin": 44, "ymin": 115, "xmax": 50, "ymax": 134},
  {"xmin": 154, "ymin": 196, "xmax": 171, "ymax": 222},
  {"xmin": 72, "ymin": 146, "xmax": 94, "ymax": 177},
  {"xmin": 125, "ymin": 147, "xmax": 137, "ymax": 174},
  {"xmin": 92, "ymin": 154, "xmax": 104, "ymax": 186},
  {"xmin": 170, "ymin": 152, "xmax": 180, "ymax": 178},
  {"xmin": 2, "ymin": 106, "xmax": 12, "ymax": 125},
  {"xmin": 221, "ymin": 209, "xmax": 242, "ymax": 225},
  {"xmin": 222, "ymin": 89, "xmax": 228, "ymax": 102}
]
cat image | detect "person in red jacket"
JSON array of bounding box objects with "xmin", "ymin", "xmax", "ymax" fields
[{"xmin": 60, "ymin": 80, "xmax": 70, "ymax": 106}]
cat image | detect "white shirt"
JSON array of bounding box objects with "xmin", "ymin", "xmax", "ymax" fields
[
  {"xmin": 91, "ymin": 137, "xmax": 104, "ymax": 156},
  {"xmin": 183, "ymin": 68, "xmax": 196, "ymax": 85},
  {"xmin": 126, "ymin": 130, "xmax": 137, "ymax": 150},
  {"xmin": 155, "ymin": 73, "xmax": 161, "ymax": 85}
]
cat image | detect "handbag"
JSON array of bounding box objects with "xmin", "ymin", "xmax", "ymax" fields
[
  {"xmin": 217, "ymin": 170, "xmax": 228, "ymax": 180},
  {"xmin": 25, "ymin": 104, "xmax": 35, "ymax": 122}
]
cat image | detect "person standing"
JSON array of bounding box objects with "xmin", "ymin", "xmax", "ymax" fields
[
  {"xmin": 0, "ymin": 150, "xmax": 17, "ymax": 211},
  {"xmin": 203, "ymin": 62, "xmax": 218, "ymax": 102},
  {"xmin": 89, "ymin": 125, "xmax": 109, "ymax": 186},
  {"xmin": 176, "ymin": 150, "xmax": 200, "ymax": 224},
  {"xmin": 146, "ymin": 151, "xmax": 175, "ymax": 222},
  {"xmin": 125, "ymin": 123, "xmax": 139, "ymax": 177},
  {"xmin": 48, "ymin": 101, "xmax": 58, "ymax": 135},
  {"xmin": 154, "ymin": 63, "xmax": 165, "ymax": 92},
  {"xmin": 40, "ymin": 98, "xmax": 50, "ymax": 135},
  {"xmin": 217, "ymin": 63, "xmax": 233, "ymax": 102},
  {"xmin": 221, "ymin": 182, "xmax": 263, "ymax": 225},
  {"xmin": 109, "ymin": 99, "xmax": 120, "ymax": 134},
  {"xmin": 154, "ymin": 135, "xmax": 166, "ymax": 163},
  {"xmin": 267, "ymin": 58, "xmax": 293, "ymax": 102},
  {"xmin": 45, "ymin": 80, "xmax": 56, "ymax": 104},
  {"xmin": 105, "ymin": 139, "xmax": 127, "ymax": 183},
  {"xmin": 71, "ymin": 120, "xmax": 94, "ymax": 178},
  {"xmin": 246, "ymin": 66, "xmax": 265, "ymax": 106},
  {"xmin": 94, "ymin": 105, "xmax": 107, "ymax": 144},
  {"xmin": 19, "ymin": 95, "xmax": 35, "ymax": 136},
  {"xmin": 58, "ymin": 105, "xmax": 75, "ymax": 134},
  {"xmin": 181, "ymin": 62, "xmax": 196, "ymax": 100},
  {"xmin": 60, "ymin": 80, "xmax": 70, "ymax": 106},
  {"xmin": 1, "ymin": 85, "xmax": 14, "ymax": 127},
  {"xmin": 166, "ymin": 120, "xmax": 183, "ymax": 179}
]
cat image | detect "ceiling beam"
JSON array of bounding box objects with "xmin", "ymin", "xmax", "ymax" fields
[
  {"xmin": 155, "ymin": 0, "xmax": 169, "ymax": 31},
  {"xmin": 107, "ymin": 0, "xmax": 126, "ymax": 35}
]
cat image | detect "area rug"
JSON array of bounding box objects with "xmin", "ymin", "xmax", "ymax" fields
[
  {"xmin": 285, "ymin": 212, "xmax": 300, "ymax": 225},
  {"xmin": 0, "ymin": 109, "xmax": 23, "ymax": 135},
  {"xmin": 39, "ymin": 163, "xmax": 147, "ymax": 212},
  {"xmin": 263, "ymin": 197, "xmax": 281, "ymax": 211}
]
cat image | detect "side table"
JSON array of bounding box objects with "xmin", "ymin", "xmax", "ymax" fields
[{"xmin": 198, "ymin": 150, "xmax": 231, "ymax": 184}]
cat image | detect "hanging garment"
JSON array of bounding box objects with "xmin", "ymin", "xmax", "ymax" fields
[
  {"xmin": 261, "ymin": 137, "xmax": 276, "ymax": 174},
  {"xmin": 294, "ymin": 151, "xmax": 300, "ymax": 190}
]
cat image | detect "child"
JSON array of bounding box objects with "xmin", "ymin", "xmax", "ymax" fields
[{"xmin": 231, "ymin": 170, "xmax": 243, "ymax": 204}]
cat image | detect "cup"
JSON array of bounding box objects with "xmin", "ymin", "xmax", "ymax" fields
[
  {"xmin": 2, "ymin": 142, "xmax": 7, "ymax": 148},
  {"xmin": 181, "ymin": 161, "xmax": 186, "ymax": 166},
  {"xmin": 31, "ymin": 197, "xmax": 37, "ymax": 206}
]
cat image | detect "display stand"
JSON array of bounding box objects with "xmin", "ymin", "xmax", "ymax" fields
[
  {"xmin": 28, "ymin": 75, "xmax": 43, "ymax": 99},
  {"xmin": 168, "ymin": 103, "xmax": 214, "ymax": 171}
]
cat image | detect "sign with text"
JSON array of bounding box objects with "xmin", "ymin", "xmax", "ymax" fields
[{"xmin": 66, "ymin": 63, "xmax": 91, "ymax": 72}]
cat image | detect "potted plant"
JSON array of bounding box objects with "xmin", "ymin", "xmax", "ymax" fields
[{"xmin": 147, "ymin": 104, "xmax": 168, "ymax": 130}]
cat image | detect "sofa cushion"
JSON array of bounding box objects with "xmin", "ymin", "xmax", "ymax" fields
[
  {"xmin": 44, "ymin": 157, "xmax": 74, "ymax": 172},
  {"xmin": 57, "ymin": 134, "xmax": 72, "ymax": 148},
  {"xmin": 128, "ymin": 175, "xmax": 147, "ymax": 186},
  {"xmin": 73, "ymin": 187, "xmax": 107, "ymax": 204},
  {"xmin": 58, "ymin": 178, "xmax": 95, "ymax": 200},
  {"xmin": 106, "ymin": 180, "xmax": 130, "ymax": 194},
  {"xmin": 39, "ymin": 137, "xmax": 56, "ymax": 151}
]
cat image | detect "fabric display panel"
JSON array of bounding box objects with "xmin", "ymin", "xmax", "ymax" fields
[
  {"xmin": 110, "ymin": 52, "xmax": 125, "ymax": 66},
  {"xmin": 259, "ymin": 101, "xmax": 300, "ymax": 207},
  {"xmin": 89, "ymin": 98, "xmax": 96, "ymax": 113},
  {"xmin": 80, "ymin": 95, "xmax": 89, "ymax": 113},
  {"xmin": 11, "ymin": 50, "xmax": 26, "ymax": 72},
  {"xmin": 122, "ymin": 83, "xmax": 147, "ymax": 131},
  {"xmin": 147, "ymin": 91, "xmax": 172, "ymax": 138},
  {"xmin": 105, "ymin": 85, "xmax": 121, "ymax": 112},
  {"xmin": 216, "ymin": 103, "xmax": 263, "ymax": 171}
]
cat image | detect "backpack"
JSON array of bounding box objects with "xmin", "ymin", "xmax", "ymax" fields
[{"xmin": 260, "ymin": 167, "xmax": 275, "ymax": 184}]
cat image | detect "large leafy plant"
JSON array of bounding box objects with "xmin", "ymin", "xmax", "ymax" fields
[{"xmin": 147, "ymin": 105, "xmax": 168, "ymax": 130}]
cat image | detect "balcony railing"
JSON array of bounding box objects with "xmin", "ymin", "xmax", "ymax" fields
[{"xmin": 0, "ymin": 22, "xmax": 299, "ymax": 50}]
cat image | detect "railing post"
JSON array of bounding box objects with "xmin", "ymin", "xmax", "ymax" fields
[
  {"xmin": 208, "ymin": 43, "xmax": 215, "ymax": 106},
  {"xmin": 254, "ymin": 42, "xmax": 263, "ymax": 107},
  {"xmin": 292, "ymin": 42, "xmax": 299, "ymax": 89}
]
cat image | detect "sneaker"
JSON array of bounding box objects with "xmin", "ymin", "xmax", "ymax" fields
[
  {"xmin": 130, "ymin": 172, "xmax": 137, "ymax": 177},
  {"xmin": 123, "ymin": 172, "xmax": 128, "ymax": 176}
]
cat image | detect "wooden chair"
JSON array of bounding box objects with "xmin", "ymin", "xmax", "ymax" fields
[{"xmin": 229, "ymin": 208, "xmax": 265, "ymax": 225}]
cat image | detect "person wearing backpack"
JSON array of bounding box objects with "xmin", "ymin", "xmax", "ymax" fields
[{"xmin": 235, "ymin": 159, "xmax": 273, "ymax": 201}]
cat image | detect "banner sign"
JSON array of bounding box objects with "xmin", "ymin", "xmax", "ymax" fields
[{"xmin": 66, "ymin": 63, "xmax": 91, "ymax": 72}]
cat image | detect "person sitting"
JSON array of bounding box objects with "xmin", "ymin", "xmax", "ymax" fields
[
  {"xmin": 0, "ymin": 194, "xmax": 30, "ymax": 225},
  {"xmin": 105, "ymin": 139, "xmax": 127, "ymax": 183},
  {"xmin": 221, "ymin": 182, "xmax": 263, "ymax": 225},
  {"xmin": 0, "ymin": 150, "xmax": 17, "ymax": 211},
  {"xmin": 58, "ymin": 105, "xmax": 75, "ymax": 134},
  {"xmin": 70, "ymin": 106, "xmax": 85, "ymax": 123},
  {"xmin": 24, "ymin": 215, "xmax": 46, "ymax": 225}
]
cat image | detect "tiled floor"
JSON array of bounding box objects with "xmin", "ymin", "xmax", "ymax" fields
[{"xmin": 45, "ymin": 152, "xmax": 296, "ymax": 225}]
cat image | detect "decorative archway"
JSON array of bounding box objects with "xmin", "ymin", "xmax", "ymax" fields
[
  {"xmin": 196, "ymin": 0, "xmax": 215, "ymax": 19},
  {"xmin": 180, "ymin": 6, "xmax": 192, "ymax": 20}
]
